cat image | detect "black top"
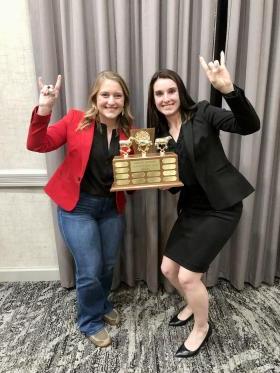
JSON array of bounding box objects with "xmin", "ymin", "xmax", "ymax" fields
[
  {"xmin": 81, "ymin": 123, "xmax": 119, "ymax": 197},
  {"xmin": 168, "ymin": 124, "xmax": 197, "ymax": 186}
]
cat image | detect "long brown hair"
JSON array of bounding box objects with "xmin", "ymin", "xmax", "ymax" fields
[
  {"xmin": 147, "ymin": 69, "xmax": 197, "ymax": 136},
  {"xmin": 77, "ymin": 71, "xmax": 133, "ymax": 136}
]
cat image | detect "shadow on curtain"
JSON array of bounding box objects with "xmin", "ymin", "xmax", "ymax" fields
[{"xmin": 27, "ymin": 0, "xmax": 280, "ymax": 292}]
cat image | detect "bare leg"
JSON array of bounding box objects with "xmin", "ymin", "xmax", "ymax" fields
[
  {"xmin": 161, "ymin": 256, "xmax": 192, "ymax": 319},
  {"xmin": 178, "ymin": 267, "xmax": 209, "ymax": 351}
]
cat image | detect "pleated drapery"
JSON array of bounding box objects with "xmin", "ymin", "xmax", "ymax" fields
[{"xmin": 28, "ymin": 0, "xmax": 280, "ymax": 291}]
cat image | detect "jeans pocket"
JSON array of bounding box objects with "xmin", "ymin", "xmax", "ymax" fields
[{"xmin": 57, "ymin": 207, "xmax": 74, "ymax": 253}]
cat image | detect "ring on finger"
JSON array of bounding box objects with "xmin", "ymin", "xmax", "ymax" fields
[{"xmin": 48, "ymin": 87, "xmax": 54, "ymax": 96}]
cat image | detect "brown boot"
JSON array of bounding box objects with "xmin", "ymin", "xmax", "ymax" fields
[
  {"xmin": 88, "ymin": 328, "xmax": 112, "ymax": 347},
  {"xmin": 103, "ymin": 309, "xmax": 120, "ymax": 326}
]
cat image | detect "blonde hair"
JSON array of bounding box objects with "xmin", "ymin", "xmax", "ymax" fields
[{"xmin": 77, "ymin": 71, "xmax": 133, "ymax": 136}]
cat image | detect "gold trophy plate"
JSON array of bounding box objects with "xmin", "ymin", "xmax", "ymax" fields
[{"xmin": 111, "ymin": 152, "xmax": 183, "ymax": 191}]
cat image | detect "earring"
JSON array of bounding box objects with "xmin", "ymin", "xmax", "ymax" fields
[{"xmin": 122, "ymin": 108, "xmax": 125, "ymax": 116}]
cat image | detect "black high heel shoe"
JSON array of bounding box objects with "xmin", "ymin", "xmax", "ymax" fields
[
  {"xmin": 169, "ymin": 308, "xmax": 194, "ymax": 327},
  {"xmin": 175, "ymin": 324, "xmax": 212, "ymax": 358}
]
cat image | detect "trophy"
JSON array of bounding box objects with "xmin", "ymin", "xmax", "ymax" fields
[{"xmin": 110, "ymin": 129, "xmax": 183, "ymax": 191}]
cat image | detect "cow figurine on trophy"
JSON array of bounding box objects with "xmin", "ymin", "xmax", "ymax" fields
[
  {"xmin": 155, "ymin": 136, "xmax": 172, "ymax": 156},
  {"xmin": 119, "ymin": 138, "xmax": 134, "ymax": 159}
]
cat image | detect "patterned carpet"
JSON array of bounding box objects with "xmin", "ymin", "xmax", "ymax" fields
[{"xmin": 0, "ymin": 280, "xmax": 279, "ymax": 373}]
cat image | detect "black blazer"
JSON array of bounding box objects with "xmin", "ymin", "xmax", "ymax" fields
[{"xmin": 176, "ymin": 86, "xmax": 260, "ymax": 211}]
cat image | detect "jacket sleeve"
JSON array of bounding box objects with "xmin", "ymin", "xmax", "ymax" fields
[
  {"xmin": 201, "ymin": 86, "xmax": 260, "ymax": 135},
  {"xmin": 26, "ymin": 107, "xmax": 74, "ymax": 152}
]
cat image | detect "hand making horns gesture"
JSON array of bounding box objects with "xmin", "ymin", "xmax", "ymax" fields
[
  {"xmin": 38, "ymin": 75, "xmax": 62, "ymax": 109},
  {"xmin": 199, "ymin": 51, "xmax": 234, "ymax": 94}
]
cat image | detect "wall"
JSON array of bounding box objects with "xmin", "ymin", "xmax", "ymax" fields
[{"xmin": 0, "ymin": 0, "xmax": 59, "ymax": 281}]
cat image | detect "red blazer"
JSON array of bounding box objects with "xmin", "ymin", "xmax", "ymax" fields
[{"xmin": 27, "ymin": 108, "xmax": 129, "ymax": 213}]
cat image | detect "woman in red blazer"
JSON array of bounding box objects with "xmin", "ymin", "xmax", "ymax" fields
[
  {"xmin": 27, "ymin": 71, "xmax": 133, "ymax": 347},
  {"xmin": 147, "ymin": 52, "xmax": 260, "ymax": 358}
]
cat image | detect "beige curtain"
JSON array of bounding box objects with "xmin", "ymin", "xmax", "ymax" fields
[{"xmin": 28, "ymin": 0, "xmax": 280, "ymax": 292}]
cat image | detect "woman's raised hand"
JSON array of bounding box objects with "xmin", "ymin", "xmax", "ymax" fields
[
  {"xmin": 38, "ymin": 75, "xmax": 62, "ymax": 113},
  {"xmin": 199, "ymin": 51, "xmax": 234, "ymax": 94}
]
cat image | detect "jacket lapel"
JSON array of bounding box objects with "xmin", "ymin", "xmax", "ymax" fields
[
  {"xmin": 119, "ymin": 130, "xmax": 127, "ymax": 141},
  {"xmin": 182, "ymin": 120, "xmax": 195, "ymax": 165}
]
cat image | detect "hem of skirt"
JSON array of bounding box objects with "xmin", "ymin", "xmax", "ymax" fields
[{"xmin": 163, "ymin": 253, "xmax": 208, "ymax": 273}]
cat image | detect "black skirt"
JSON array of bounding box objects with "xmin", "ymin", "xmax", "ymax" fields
[{"xmin": 164, "ymin": 186, "xmax": 243, "ymax": 273}]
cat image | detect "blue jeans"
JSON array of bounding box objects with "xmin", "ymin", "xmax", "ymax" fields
[{"xmin": 57, "ymin": 192, "xmax": 124, "ymax": 335}]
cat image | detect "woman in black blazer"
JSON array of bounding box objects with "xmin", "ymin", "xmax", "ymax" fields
[{"xmin": 147, "ymin": 52, "xmax": 260, "ymax": 358}]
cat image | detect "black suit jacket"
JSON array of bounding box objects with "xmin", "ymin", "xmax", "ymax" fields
[{"xmin": 175, "ymin": 86, "xmax": 260, "ymax": 211}]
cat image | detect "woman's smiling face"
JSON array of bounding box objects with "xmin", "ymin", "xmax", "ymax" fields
[
  {"xmin": 96, "ymin": 79, "xmax": 125, "ymax": 123},
  {"xmin": 153, "ymin": 78, "xmax": 181, "ymax": 119}
]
